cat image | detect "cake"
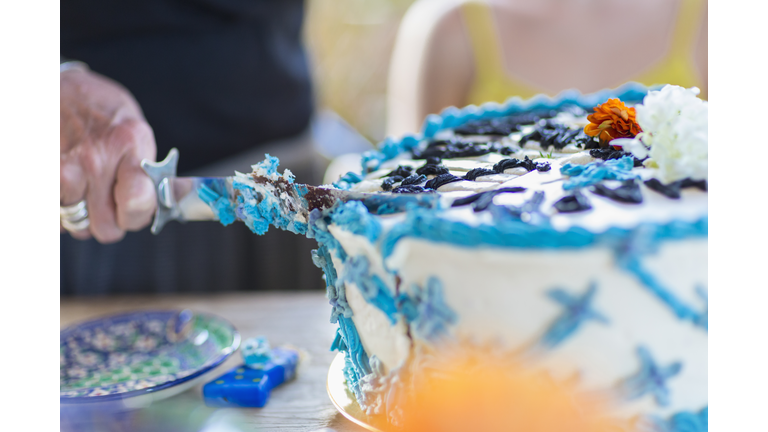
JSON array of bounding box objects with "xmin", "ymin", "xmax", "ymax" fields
[{"xmin": 206, "ymin": 83, "xmax": 708, "ymax": 431}]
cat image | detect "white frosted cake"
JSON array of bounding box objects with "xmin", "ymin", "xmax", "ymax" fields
[{"xmin": 206, "ymin": 83, "xmax": 708, "ymax": 431}]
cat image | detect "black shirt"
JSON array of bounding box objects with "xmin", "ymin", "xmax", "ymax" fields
[{"xmin": 61, "ymin": 0, "xmax": 313, "ymax": 173}]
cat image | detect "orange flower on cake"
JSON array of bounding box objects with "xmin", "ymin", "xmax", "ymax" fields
[{"xmin": 584, "ymin": 99, "xmax": 642, "ymax": 146}]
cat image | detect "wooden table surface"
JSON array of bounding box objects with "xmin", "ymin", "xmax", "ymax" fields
[{"xmin": 60, "ymin": 292, "xmax": 369, "ymax": 432}]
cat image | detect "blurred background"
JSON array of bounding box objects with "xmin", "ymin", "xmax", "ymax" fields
[{"xmin": 305, "ymin": 0, "xmax": 416, "ymax": 144}]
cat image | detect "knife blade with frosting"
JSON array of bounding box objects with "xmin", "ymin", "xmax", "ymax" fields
[{"xmin": 141, "ymin": 148, "xmax": 440, "ymax": 234}]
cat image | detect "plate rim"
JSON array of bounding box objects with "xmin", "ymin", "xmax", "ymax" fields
[{"xmin": 60, "ymin": 309, "xmax": 240, "ymax": 404}]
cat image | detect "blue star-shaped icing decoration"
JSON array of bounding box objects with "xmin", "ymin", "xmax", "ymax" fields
[
  {"xmin": 636, "ymin": 406, "xmax": 708, "ymax": 432},
  {"xmin": 560, "ymin": 156, "xmax": 639, "ymax": 190},
  {"xmin": 694, "ymin": 286, "xmax": 708, "ymax": 331},
  {"xmin": 616, "ymin": 346, "xmax": 682, "ymax": 407},
  {"xmin": 538, "ymin": 282, "xmax": 609, "ymax": 349},
  {"xmin": 402, "ymin": 277, "xmax": 458, "ymax": 342},
  {"xmin": 342, "ymin": 256, "xmax": 398, "ymax": 324},
  {"xmin": 620, "ymin": 251, "xmax": 709, "ymax": 332}
]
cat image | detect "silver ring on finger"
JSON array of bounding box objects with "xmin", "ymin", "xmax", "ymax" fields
[{"xmin": 60, "ymin": 200, "xmax": 90, "ymax": 232}]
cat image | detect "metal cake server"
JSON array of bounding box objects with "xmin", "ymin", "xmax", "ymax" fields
[{"xmin": 141, "ymin": 148, "xmax": 440, "ymax": 234}]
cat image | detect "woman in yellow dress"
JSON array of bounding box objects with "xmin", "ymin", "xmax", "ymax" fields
[{"xmin": 387, "ymin": 0, "xmax": 707, "ymax": 137}]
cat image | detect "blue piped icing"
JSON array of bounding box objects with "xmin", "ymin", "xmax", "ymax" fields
[
  {"xmin": 342, "ymin": 256, "xmax": 398, "ymax": 324},
  {"xmin": 351, "ymin": 82, "xmax": 653, "ymax": 173},
  {"xmin": 636, "ymin": 407, "xmax": 708, "ymax": 432},
  {"xmin": 379, "ymin": 204, "xmax": 707, "ymax": 259},
  {"xmin": 232, "ymin": 179, "xmax": 306, "ymax": 235},
  {"xmin": 560, "ymin": 156, "xmax": 639, "ymax": 190},
  {"xmin": 332, "ymin": 315, "xmax": 372, "ymax": 403},
  {"xmin": 360, "ymin": 135, "xmax": 420, "ymax": 173},
  {"xmin": 398, "ymin": 277, "xmax": 457, "ymax": 342},
  {"xmin": 254, "ymin": 154, "xmax": 293, "ymax": 183},
  {"xmin": 208, "ymin": 155, "xmax": 307, "ymax": 236},
  {"xmin": 312, "ymin": 245, "xmax": 351, "ymax": 323},
  {"xmin": 616, "ymin": 346, "xmax": 683, "ymax": 407},
  {"xmin": 197, "ymin": 181, "xmax": 236, "ymax": 226},
  {"xmin": 333, "ymin": 171, "xmax": 364, "ymax": 190},
  {"xmin": 303, "ymin": 201, "xmax": 376, "ymax": 409},
  {"xmin": 422, "ymin": 83, "xmax": 652, "ymax": 138},
  {"xmin": 620, "ymin": 253, "xmax": 708, "ymax": 331},
  {"xmin": 331, "ymin": 201, "xmax": 382, "ymax": 242},
  {"xmin": 308, "ymin": 209, "xmax": 347, "ymax": 262},
  {"xmin": 537, "ymin": 282, "xmax": 609, "ymax": 350},
  {"xmin": 693, "ymin": 287, "xmax": 708, "ymax": 331}
]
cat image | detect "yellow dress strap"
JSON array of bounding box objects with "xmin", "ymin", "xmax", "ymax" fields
[
  {"xmin": 460, "ymin": 0, "xmax": 544, "ymax": 105},
  {"xmin": 632, "ymin": 0, "xmax": 706, "ymax": 98}
]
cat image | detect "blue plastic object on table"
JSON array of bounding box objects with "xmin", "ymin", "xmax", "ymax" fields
[{"xmin": 202, "ymin": 347, "xmax": 299, "ymax": 408}]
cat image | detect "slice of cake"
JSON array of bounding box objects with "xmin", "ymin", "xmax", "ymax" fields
[{"xmin": 210, "ymin": 83, "xmax": 708, "ymax": 430}]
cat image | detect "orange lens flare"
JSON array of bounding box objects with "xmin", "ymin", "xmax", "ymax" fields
[{"xmin": 398, "ymin": 352, "xmax": 619, "ymax": 432}]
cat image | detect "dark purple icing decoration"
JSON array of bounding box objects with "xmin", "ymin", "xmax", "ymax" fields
[
  {"xmin": 412, "ymin": 138, "xmax": 507, "ymax": 160},
  {"xmin": 680, "ymin": 178, "xmax": 708, "ymax": 191},
  {"xmin": 644, "ymin": 179, "xmax": 682, "ymax": 199},
  {"xmin": 452, "ymin": 109, "xmax": 558, "ymax": 136},
  {"xmin": 381, "ymin": 176, "xmax": 403, "ymax": 191},
  {"xmin": 463, "ymin": 168, "xmax": 497, "ymax": 181},
  {"xmin": 488, "ymin": 191, "xmax": 546, "ymax": 223},
  {"xmin": 415, "ymin": 161, "xmax": 449, "ymax": 176},
  {"xmin": 385, "ymin": 165, "xmax": 414, "ymax": 178},
  {"xmin": 535, "ymin": 162, "xmax": 552, "ymax": 172},
  {"xmin": 644, "ymin": 178, "xmax": 707, "ymax": 199},
  {"xmin": 493, "ymin": 156, "xmax": 537, "ymax": 173},
  {"xmin": 519, "ymin": 120, "xmax": 581, "ymax": 150},
  {"xmin": 590, "ymin": 148, "xmax": 645, "ymax": 167},
  {"xmin": 401, "ymin": 174, "xmax": 427, "ymax": 186},
  {"xmin": 392, "ymin": 185, "xmax": 428, "ymax": 194},
  {"xmin": 425, "ymin": 173, "xmax": 462, "ymax": 190},
  {"xmin": 591, "ymin": 180, "xmax": 643, "ymax": 204},
  {"xmin": 554, "ymin": 190, "xmax": 592, "ymax": 213},
  {"xmin": 451, "ymin": 187, "xmax": 528, "ymax": 212},
  {"xmin": 578, "ymin": 132, "xmax": 601, "ymax": 149}
]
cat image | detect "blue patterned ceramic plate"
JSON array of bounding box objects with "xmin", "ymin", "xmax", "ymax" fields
[{"xmin": 60, "ymin": 310, "xmax": 240, "ymax": 404}]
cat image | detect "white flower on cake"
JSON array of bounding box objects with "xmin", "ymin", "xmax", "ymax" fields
[{"xmin": 613, "ymin": 85, "xmax": 708, "ymax": 184}]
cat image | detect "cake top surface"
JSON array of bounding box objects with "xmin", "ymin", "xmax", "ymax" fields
[
  {"xmin": 211, "ymin": 83, "xmax": 708, "ymax": 254},
  {"xmin": 332, "ymin": 83, "xmax": 707, "ymax": 237}
]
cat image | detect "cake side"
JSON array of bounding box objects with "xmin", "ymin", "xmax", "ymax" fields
[{"xmin": 320, "ymin": 84, "xmax": 708, "ymax": 429}]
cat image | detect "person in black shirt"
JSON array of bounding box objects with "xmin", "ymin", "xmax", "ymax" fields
[{"xmin": 60, "ymin": 0, "xmax": 323, "ymax": 295}]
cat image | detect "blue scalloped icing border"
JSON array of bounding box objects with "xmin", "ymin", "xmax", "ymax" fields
[
  {"xmin": 350, "ymin": 82, "xmax": 656, "ymax": 178},
  {"xmin": 376, "ymin": 207, "xmax": 707, "ymax": 258}
]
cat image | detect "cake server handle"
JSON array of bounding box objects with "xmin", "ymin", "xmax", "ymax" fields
[{"xmin": 141, "ymin": 148, "xmax": 227, "ymax": 234}]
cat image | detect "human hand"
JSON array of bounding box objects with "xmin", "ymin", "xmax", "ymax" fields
[{"xmin": 60, "ymin": 68, "xmax": 157, "ymax": 243}]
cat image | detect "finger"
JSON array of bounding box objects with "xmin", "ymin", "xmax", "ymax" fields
[
  {"xmin": 62, "ymin": 221, "xmax": 92, "ymax": 240},
  {"xmin": 60, "ymin": 152, "xmax": 87, "ymax": 206},
  {"xmin": 114, "ymin": 119, "xmax": 156, "ymax": 231},
  {"xmin": 85, "ymin": 170, "xmax": 124, "ymax": 243},
  {"xmin": 81, "ymin": 134, "xmax": 124, "ymax": 245},
  {"xmin": 61, "ymin": 150, "xmax": 93, "ymax": 241}
]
